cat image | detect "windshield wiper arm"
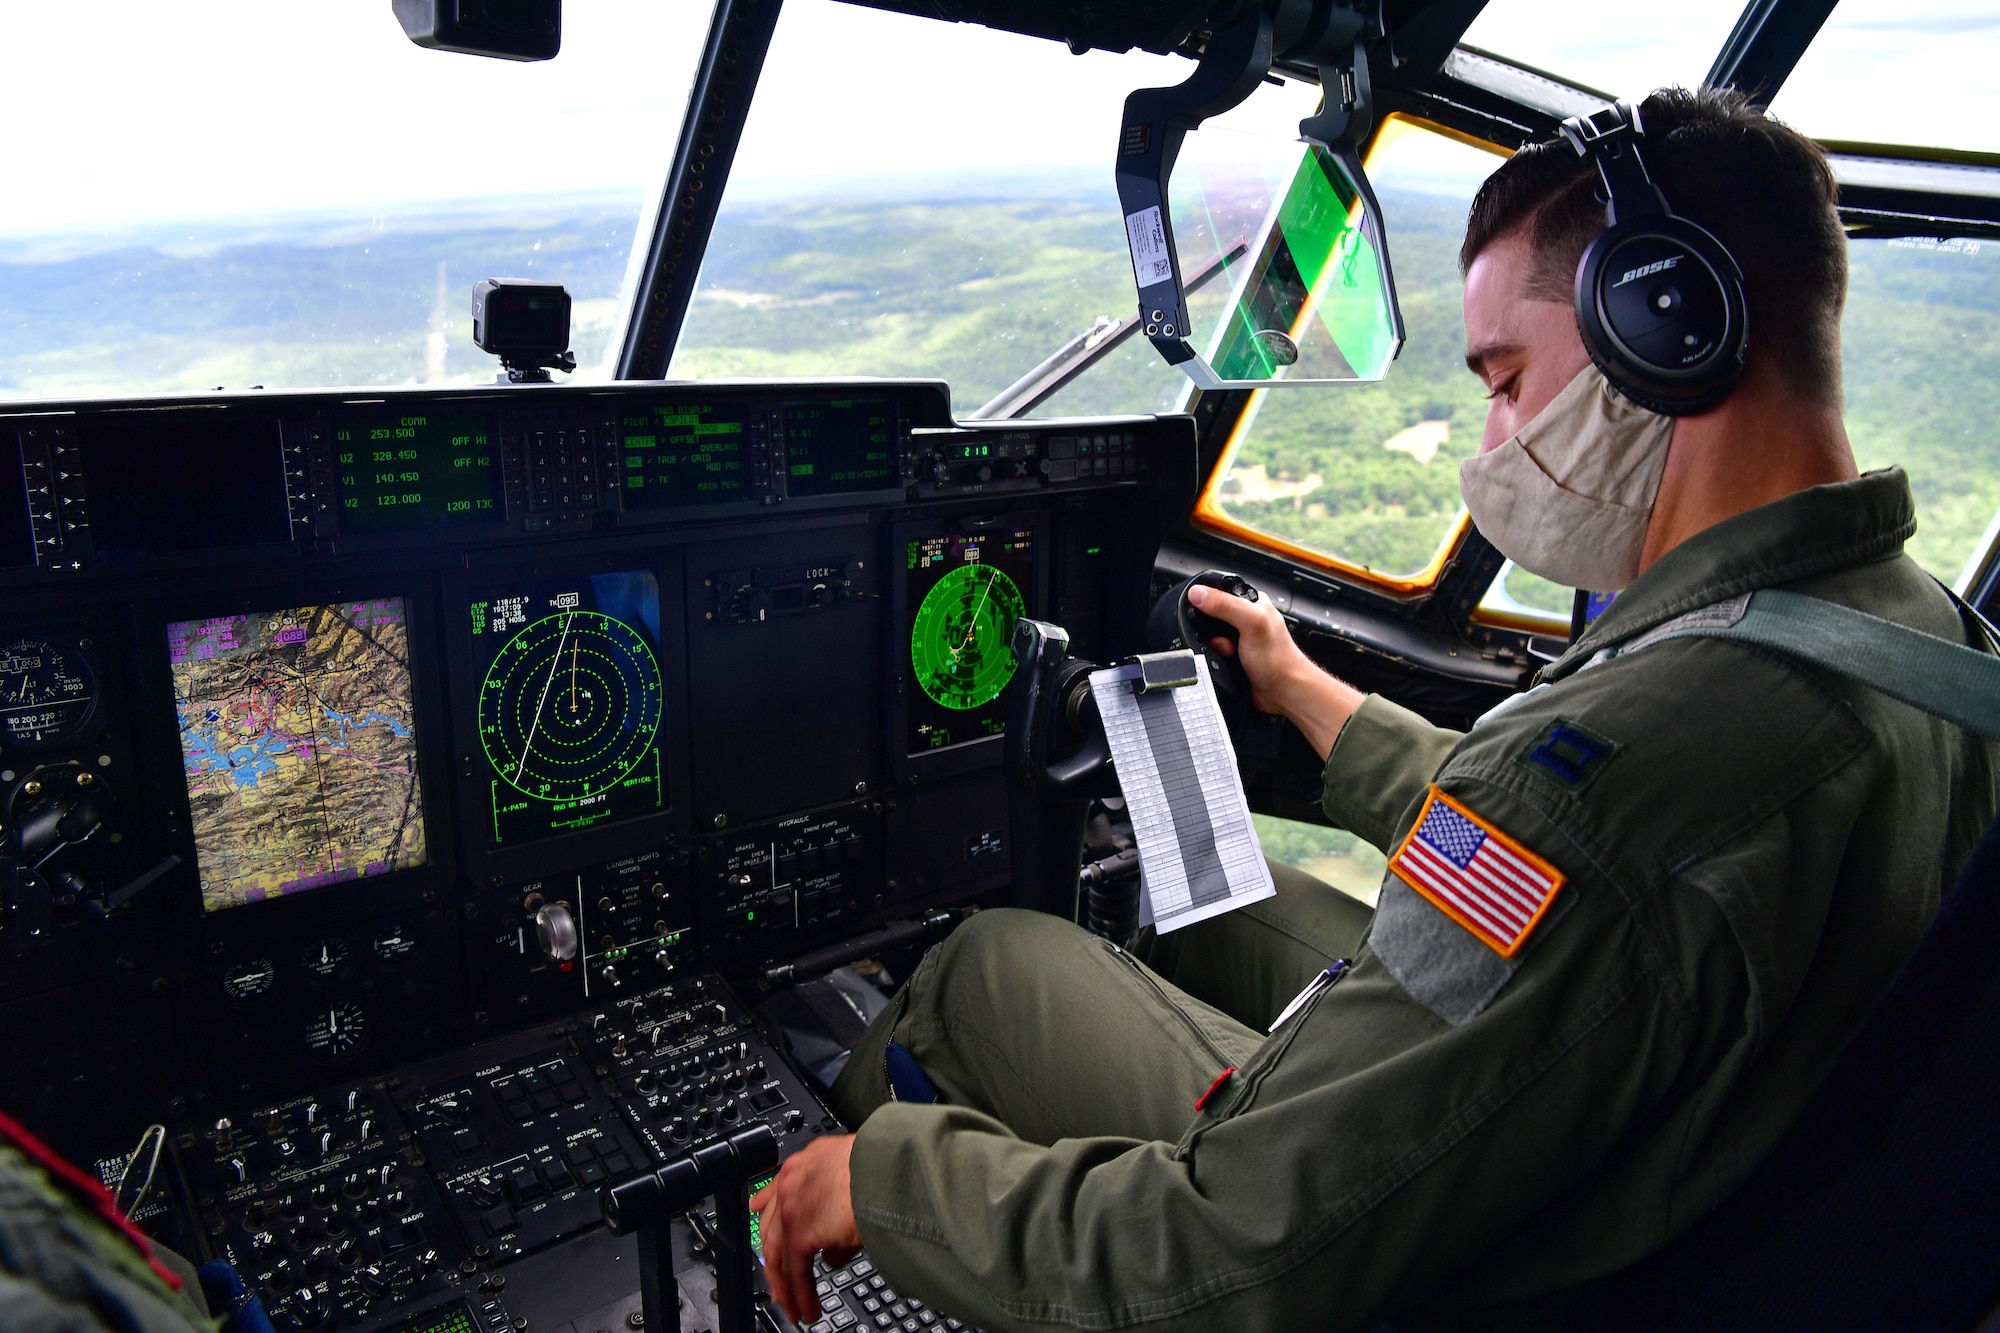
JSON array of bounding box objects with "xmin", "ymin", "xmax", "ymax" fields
[{"xmin": 968, "ymin": 237, "xmax": 1249, "ymax": 421}]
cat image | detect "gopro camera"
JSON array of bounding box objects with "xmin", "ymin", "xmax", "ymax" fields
[
  {"xmin": 472, "ymin": 278, "xmax": 576, "ymax": 382},
  {"xmin": 393, "ymin": 0, "xmax": 561, "ymax": 62}
]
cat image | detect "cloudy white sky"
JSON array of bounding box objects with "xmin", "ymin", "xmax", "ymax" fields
[{"xmin": 0, "ymin": 0, "xmax": 1991, "ymax": 236}]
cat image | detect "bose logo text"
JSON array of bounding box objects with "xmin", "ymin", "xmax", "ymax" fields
[{"xmin": 1613, "ymin": 256, "xmax": 1680, "ymax": 287}]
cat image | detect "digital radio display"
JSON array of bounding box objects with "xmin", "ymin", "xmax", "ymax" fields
[{"xmin": 334, "ymin": 411, "xmax": 503, "ymax": 532}]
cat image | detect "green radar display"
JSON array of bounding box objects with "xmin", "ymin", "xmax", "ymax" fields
[
  {"xmin": 904, "ymin": 528, "xmax": 1035, "ymax": 753},
  {"xmin": 470, "ymin": 572, "xmax": 666, "ymax": 845}
]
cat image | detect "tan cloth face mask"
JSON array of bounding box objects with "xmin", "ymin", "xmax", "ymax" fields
[{"xmin": 1458, "ymin": 364, "xmax": 1676, "ymax": 592}]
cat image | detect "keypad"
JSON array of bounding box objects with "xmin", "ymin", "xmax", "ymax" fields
[{"xmin": 805, "ymin": 1254, "xmax": 971, "ymax": 1333}]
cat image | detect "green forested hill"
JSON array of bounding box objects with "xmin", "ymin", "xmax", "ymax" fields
[{"xmin": 1, "ymin": 183, "xmax": 1995, "ymax": 588}]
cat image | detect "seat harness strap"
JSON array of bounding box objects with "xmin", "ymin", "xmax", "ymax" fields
[{"xmin": 1617, "ymin": 588, "xmax": 2000, "ymax": 739}]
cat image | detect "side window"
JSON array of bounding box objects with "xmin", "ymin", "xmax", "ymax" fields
[
  {"xmin": 1254, "ymin": 815, "xmax": 1386, "ymax": 905},
  {"xmin": 1843, "ymin": 236, "xmax": 2000, "ymax": 586},
  {"xmin": 1192, "ymin": 118, "xmax": 1505, "ymax": 589}
]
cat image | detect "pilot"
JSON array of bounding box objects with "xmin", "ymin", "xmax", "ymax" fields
[{"xmin": 750, "ymin": 87, "xmax": 2000, "ymax": 1330}]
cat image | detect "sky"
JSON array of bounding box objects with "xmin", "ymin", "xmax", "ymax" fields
[{"xmin": 0, "ymin": 0, "xmax": 1992, "ymax": 238}]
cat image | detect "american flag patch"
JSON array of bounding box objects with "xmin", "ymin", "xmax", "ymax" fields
[{"xmin": 1389, "ymin": 787, "xmax": 1565, "ymax": 958}]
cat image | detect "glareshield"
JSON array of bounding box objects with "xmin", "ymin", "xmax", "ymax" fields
[{"xmin": 1164, "ymin": 126, "xmax": 1404, "ymax": 389}]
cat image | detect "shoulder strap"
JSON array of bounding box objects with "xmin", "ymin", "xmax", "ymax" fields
[{"xmin": 1623, "ymin": 588, "xmax": 2000, "ymax": 740}]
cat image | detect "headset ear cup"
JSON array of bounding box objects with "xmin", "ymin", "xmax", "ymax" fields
[{"xmin": 1575, "ymin": 218, "xmax": 1748, "ymax": 415}]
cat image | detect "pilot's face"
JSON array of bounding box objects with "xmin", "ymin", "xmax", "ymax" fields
[{"xmin": 1463, "ymin": 233, "xmax": 1593, "ymax": 454}]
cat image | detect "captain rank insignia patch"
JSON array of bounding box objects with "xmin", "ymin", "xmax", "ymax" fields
[{"xmin": 1389, "ymin": 787, "xmax": 1566, "ymax": 958}]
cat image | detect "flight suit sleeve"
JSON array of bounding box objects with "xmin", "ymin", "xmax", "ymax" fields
[
  {"xmin": 1319, "ymin": 694, "xmax": 1461, "ymax": 850},
  {"xmin": 846, "ymin": 777, "xmax": 1716, "ymax": 1333}
]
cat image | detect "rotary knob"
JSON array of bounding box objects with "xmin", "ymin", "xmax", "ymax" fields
[{"xmin": 535, "ymin": 903, "xmax": 579, "ymax": 962}]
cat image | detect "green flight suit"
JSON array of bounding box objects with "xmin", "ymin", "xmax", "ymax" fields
[{"xmin": 828, "ymin": 469, "xmax": 2000, "ymax": 1331}]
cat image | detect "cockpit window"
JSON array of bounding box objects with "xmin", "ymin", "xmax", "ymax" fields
[
  {"xmin": 1456, "ymin": 0, "xmax": 1750, "ymax": 95},
  {"xmin": 1192, "ymin": 119, "xmax": 1503, "ymax": 591},
  {"xmin": 1767, "ymin": 2, "xmax": 2000, "ymax": 154},
  {"xmin": 670, "ymin": 0, "xmax": 1321, "ymax": 420},
  {"xmin": 1844, "ymin": 235, "xmax": 2000, "ymax": 586},
  {"xmin": 0, "ymin": 0, "xmax": 713, "ymax": 400}
]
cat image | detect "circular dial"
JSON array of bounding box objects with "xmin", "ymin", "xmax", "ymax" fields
[
  {"xmin": 301, "ymin": 938, "xmax": 352, "ymax": 985},
  {"xmin": 372, "ymin": 925, "xmax": 417, "ymax": 968},
  {"xmin": 304, "ymin": 1002, "xmax": 366, "ymax": 1058},
  {"xmin": 477, "ymin": 611, "xmax": 663, "ymax": 803},
  {"xmin": 0, "ymin": 637, "xmax": 97, "ymax": 749},
  {"xmin": 911, "ymin": 563, "xmax": 1026, "ymax": 711},
  {"xmin": 222, "ymin": 958, "xmax": 276, "ymax": 1001}
]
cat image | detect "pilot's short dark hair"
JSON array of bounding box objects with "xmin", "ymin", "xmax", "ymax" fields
[{"xmin": 1460, "ymin": 86, "xmax": 1847, "ymax": 406}]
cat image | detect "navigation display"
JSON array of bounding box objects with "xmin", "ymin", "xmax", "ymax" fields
[
  {"xmin": 334, "ymin": 411, "xmax": 502, "ymax": 532},
  {"xmin": 468, "ymin": 571, "xmax": 666, "ymax": 845},
  {"xmin": 904, "ymin": 527, "xmax": 1034, "ymax": 753},
  {"xmin": 784, "ymin": 398, "xmax": 896, "ymax": 496},
  {"xmin": 169, "ymin": 599, "xmax": 427, "ymax": 913},
  {"xmin": 619, "ymin": 403, "xmax": 753, "ymax": 507}
]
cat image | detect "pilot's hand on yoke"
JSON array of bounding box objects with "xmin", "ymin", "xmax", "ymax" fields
[
  {"xmin": 1187, "ymin": 584, "xmax": 1365, "ymax": 758},
  {"xmin": 750, "ymin": 1132, "xmax": 862, "ymax": 1325}
]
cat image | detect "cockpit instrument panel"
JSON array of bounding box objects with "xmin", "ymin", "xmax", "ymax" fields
[{"xmin": 0, "ymin": 379, "xmax": 1192, "ymax": 1222}]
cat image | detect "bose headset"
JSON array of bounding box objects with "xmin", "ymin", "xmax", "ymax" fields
[{"xmin": 1560, "ymin": 101, "xmax": 1749, "ymax": 415}]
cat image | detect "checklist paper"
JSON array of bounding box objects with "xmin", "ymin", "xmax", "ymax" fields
[{"xmin": 1091, "ymin": 655, "xmax": 1275, "ymax": 933}]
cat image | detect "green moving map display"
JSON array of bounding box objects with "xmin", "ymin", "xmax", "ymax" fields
[
  {"xmin": 905, "ymin": 528, "xmax": 1034, "ymax": 753},
  {"xmin": 469, "ymin": 572, "xmax": 666, "ymax": 845}
]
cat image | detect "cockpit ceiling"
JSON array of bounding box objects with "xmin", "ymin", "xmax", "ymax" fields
[{"xmin": 830, "ymin": 0, "xmax": 1487, "ymax": 82}]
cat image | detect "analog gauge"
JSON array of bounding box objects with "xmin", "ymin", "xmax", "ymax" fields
[
  {"xmin": 477, "ymin": 610, "xmax": 663, "ymax": 803},
  {"xmin": 304, "ymin": 1002, "xmax": 367, "ymax": 1059},
  {"xmin": 372, "ymin": 925, "xmax": 417, "ymax": 968},
  {"xmin": 221, "ymin": 958, "xmax": 277, "ymax": 1001},
  {"xmin": 0, "ymin": 636, "xmax": 98, "ymax": 749},
  {"xmin": 300, "ymin": 938, "xmax": 353, "ymax": 986},
  {"xmin": 910, "ymin": 562, "xmax": 1027, "ymax": 711}
]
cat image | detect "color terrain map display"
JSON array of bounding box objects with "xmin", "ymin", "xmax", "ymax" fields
[{"xmin": 169, "ymin": 599, "xmax": 427, "ymax": 912}]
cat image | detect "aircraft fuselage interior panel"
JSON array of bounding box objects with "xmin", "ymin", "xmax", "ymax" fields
[{"xmin": 0, "ymin": 379, "xmax": 1191, "ymax": 1332}]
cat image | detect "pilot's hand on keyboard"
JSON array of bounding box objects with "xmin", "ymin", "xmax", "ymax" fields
[
  {"xmin": 752, "ymin": 1133, "xmax": 863, "ymax": 1325},
  {"xmin": 1188, "ymin": 585, "xmax": 1364, "ymax": 757}
]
